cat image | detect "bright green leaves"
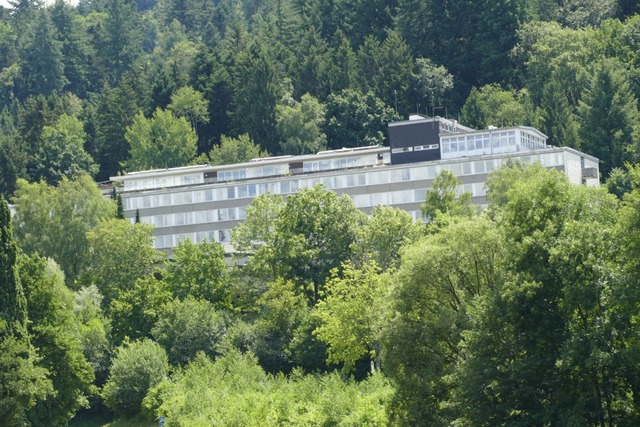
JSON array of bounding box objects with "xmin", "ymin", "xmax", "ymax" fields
[{"xmin": 124, "ymin": 108, "xmax": 198, "ymax": 171}]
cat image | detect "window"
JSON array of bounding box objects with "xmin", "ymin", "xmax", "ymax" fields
[{"xmin": 392, "ymin": 147, "xmax": 413, "ymax": 154}]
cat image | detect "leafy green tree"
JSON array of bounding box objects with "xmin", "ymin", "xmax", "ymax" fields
[
  {"xmin": 516, "ymin": 21, "xmax": 596, "ymax": 107},
  {"xmin": 124, "ymin": 108, "xmax": 198, "ymax": 171},
  {"xmin": 351, "ymin": 205, "xmax": 423, "ymax": 272},
  {"xmin": 152, "ymin": 296, "xmax": 227, "ymax": 365},
  {"xmin": 276, "ymin": 93, "xmax": 327, "ymax": 155},
  {"xmin": 460, "ymin": 84, "xmax": 533, "ymax": 130},
  {"xmin": 208, "ymin": 133, "xmax": 267, "ymax": 165},
  {"xmin": 382, "ymin": 216, "xmax": 506, "ymax": 426},
  {"xmin": 148, "ymin": 21, "xmax": 200, "ymax": 110},
  {"xmin": 558, "ymin": 0, "xmax": 618, "ymax": 28},
  {"xmin": 109, "ymin": 276, "xmax": 172, "ymax": 345},
  {"xmin": 292, "ymin": 28, "xmax": 330, "ymax": 99},
  {"xmin": 167, "ymin": 86, "xmax": 209, "ymax": 134},
  {"xmin": 18, "ymin": 254, "xmax": 95, "ymax": 426},
  {"xmin": 0, "ymin": 330, "xmax": 53, "ymax": 426},
  {"xmin": 452, "ymin": 165, "xmax": 621, "ymax": 426},
  {"xmin": 32, "ymin": 113, "xmax": 97, "ymax": 185},
  {"xmin": 413, "ymin": 58, "xmax": 454, "ymax": 114},
  {"xmin": 396, "ymin": 0, "xmax": 524, "ymax": 88},
  {"xmin": 102, "ymin": 339, "xmax": 169, "ymax": 416},
  {"xmin": 163, "ymin": 239, "xmax": 230, "ymax": 307},
  {"xmin": 249, "ymin": 278, "xmax": 317, "ymax": 373},
  {"xmin": 74, "ymin": 285, "xmax": 111, "ymax": 386},
  {"xmin": 324, "ymin": 89, "xmax": 398, "ymax": 149},
  {"xmin": 315, "ymin": 261, "xmax": 390, "ymax": 373},
  {"xmin": 12, "ymin": 175, "xmax": 115, "ymax": 285},
  {"xmin": 246, "ymin": 185, "xmax": 365, "ymax": 304},
  {"xmin": 143, "ymin": 350, "xmax": 392, "ymax": 426},
  {"xmin": 578, "ymin": 58, "xmax": 640, "ymax": 177},
  {"xmin": 322, "ymin": 30, "xmax": 358, "ymax": 95},
  {"xmin": 421, "ymin": 170, "xmax": 475, "ymax": 223},
  {"xmin": 0, "ymin": 196, "xmax": 53, "ymax": 425},
  {"xmin": 605, "ymin": 167, "xmax": 633, "ymax": 200},
  {"xmin": 82, "ymin": 219, "xmax": 163, "ymax": 306}
]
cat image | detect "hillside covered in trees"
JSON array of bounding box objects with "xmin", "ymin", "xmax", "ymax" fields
[
  {"xmin": 4, "ymin": 162, "xmax": 640, "ymax": 426},
  {"xmin": 1, "ymin": 0, "xmax": 640, "ymax": 195},
  {"xmin": 3, "ymin": 0, "xmax": 640, "ymax": 426}
]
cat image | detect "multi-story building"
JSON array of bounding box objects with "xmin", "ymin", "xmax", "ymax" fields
[{"xmin": 111, "ymin": 116, "xmax": 600, "ymax": 252}]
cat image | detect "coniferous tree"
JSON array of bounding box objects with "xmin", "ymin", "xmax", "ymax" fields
[
  {"xmin": 0, "ymin": 196, "xmax": 27, "ymax": 339},
  {"xmin": 578, "ymin": 59, "xmax": 640, "ymax": 177},
  {"xmin": 19, "ymin": 10, "xmax": 67, "ymax": 98}
]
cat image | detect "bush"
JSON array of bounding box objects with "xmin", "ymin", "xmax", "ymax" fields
[{"xmin": 102, "ymin": 339, "xmax": 168, "ymax": 416}]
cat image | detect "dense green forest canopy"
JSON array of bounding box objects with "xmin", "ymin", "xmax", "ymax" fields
[
  {"xmin": 4, "ymin": 161, "xmax": 640, "ymax": 426},
  {"xmin": 4, "ymin": 0, "xmax": 640, "ymax": 425},
  {"xmin": 1, "ymin": 0, "xmax": 640, "ymax": 195}
]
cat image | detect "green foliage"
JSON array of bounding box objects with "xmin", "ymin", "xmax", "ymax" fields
[
  {"xmin": 83, "ymin": 219, "xmax": 163, "ymax": 306},
  {"xmin": 382, "ymin": 216, "xmax": 506, "ymax": 425},
  {"xmin": 314, "ymin": 262, "xmax": 390, "ymax": 373},
  {"xmin": 0, "ymin": 195, "xmax": 28, "ymax": 338},
  {"xmin": 324, "ymin": 89, "xmax": 399, "ymax": 149},
  {"xmin": 152, "ymin": 296, "xmax": 227, "ymax": 365},
  {"xmin": 538, "ymin": 76, "xmax": 580, "ymax": 148},
  {"xmin": 351, "ymin": 205, "xmax": 423, "ymax": 272},
  {"xmin": 19, "ymin": 10, "xmax": 67, "ymax": 97},
  {"xmin": 421, "ymin": 170, "xmax": 475, "ymax": 223},
  {"xmin": 460, "ymin": 84, "xmax": 533, "ymax": 130},
  {"xmin": 245, "ymin": 185, "xmax": 365, "ymax": 304},
  {"xmin": 605, "ymin": 167, "xmax": 633, "ymax": 199},
  {"xmin": 102, "ymin": 339, "xmax": 169, "ymax": 417},
  {"xmin": 276, "ymin": 93, "xmax": 327, "ymax": 155},
  {"xmin": 167, "ymin": 86, "xmax": 209, "ymax": 134},
  {"xmin": 74, "ymin": 285, "xmax": 112, "ymax": 385},
  {"xmin": 0, "ymin": 327, "xmax": 53, "ymax": 427},
  {"xmin": 449, "ymin": 163, "xmax": 623, "ymax": 426},
  {"xmin": 231, "ymin": 192, "xmax": 284, "ymax": 253},
  {"xmin": 124, "ymin": 108, "xmax": 198, "ymax": 171},
  {"xmin": 32, "ymin": 113, "xmax": 97, "ymax": 185},
  {"xmin": 578, "ymin": 58, "xmax": 640, "ymax": 178},
  {"xmin": 248, "ymin": 278, "xmax": 316, "ymax": 373},
  {"xmin": 413, "ymin": 58, "xmax": 454, "ymax": 111},
  {"xmin": 12, "ymin": 174, "xmax": 114, "ymax": 285},
  {"xmin": 143, "ymin": 350, "xmax": 392, "ymax": 426},
  {"xmin": 109, "ymin": 277, "xmax": 172, "ymax": 345},
  {"xmin": 18, "ymin": 254, "xmax": 95, "ymax": 426},
  {"xmin": 163, "ymin": 239, "xmax": 230, "ymax": 307},
  {"xmin": 208, "ymin": 134, "xmax": 267, "ymax": 165},
  {"xmin": 0, "ymin": 197, "xmax": 52, "ymax": 426},
  {"xmin": 232, "ymin": 40, "xmax": 282, "ymax": 154}
]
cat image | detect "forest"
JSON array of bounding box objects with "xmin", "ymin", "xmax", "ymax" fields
[{"xmin": 2, "ymin": 0, "xmax": 640, "ymax": 425}]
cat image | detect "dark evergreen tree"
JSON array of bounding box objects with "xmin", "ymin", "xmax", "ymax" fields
[
  {"xmin": 578, "ymin": 58, "xmax": 640, "ymax": 178},
  {"xmin": 0, "ymin": 196, "xmax": 27, "ymax": 339},
  {"xmin": 233, "ymin": 40, "xmax": 282, "ymax": 154},
  {"xmin": 50, "ymin": 0, "xmax": 90, "ymax": 96},
  {"xmin": 96, "ymin": 0, "xmax": 142, "ymax": 84},
  {"xmin": 18, "ymin": 10, "xmax": 67, "ymax": 99},
  {"xmin": 92, "ymin": 81, "xmax": 139, "ymax": 181},
  {"xmin": 539, "ymin": 77, "xmax": 580, "ymax": 148}
]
